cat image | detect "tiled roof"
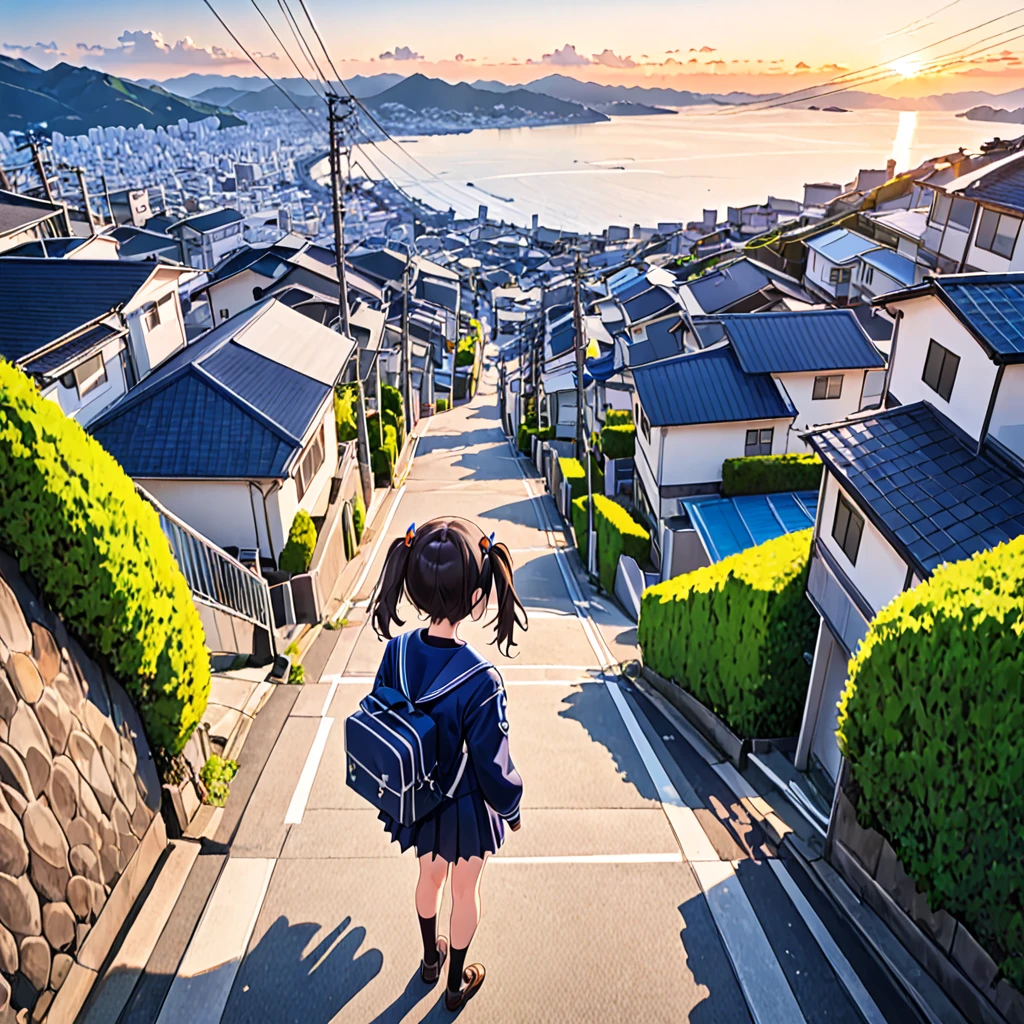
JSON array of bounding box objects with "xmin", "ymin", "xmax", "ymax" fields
[
  {"xmin": 0, "ymin": 190, "xmax": 62, "ymax": 237},
  {"xmin": 960, "ymin": 157, "xmax": 1024, "ymax": 213},
  {"xmin": 806, "ymin": 402, "xmax": 1024, "ymax": 574},
  {"xmin": 1, "ymin": 236, "xmax": 90, "ymax": 258},
  {"xmin": 173, "ymin": 207, "xmax": 243, "ymax": 233},
  {"xmin": 622, "ymin": 286, "xmax": 678, "ymax": 324},
  {"xmin": 685, "ymin": 258, "xmax": 771, "ymax": 313},
  {"xmin": 21, "ymin": 324, "xmax": 124, "ymax": 377},
  {"xmin": 718, "ymin": 310, "xmax": 885, "ymax": 374},
  {"xmin": 937, "ymin": 275, "xmax": 1024, "ymax": 362},
  {"xmin": 0, "ymin": 258, "xmax": 156, "ymax": 363},
  {"xmin": 632, "ymin": 346, "xmax": 795, "ymax": 427}
]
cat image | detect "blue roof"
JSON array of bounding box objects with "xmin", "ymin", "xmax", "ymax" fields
[
  {"xmin": 625, "ymin": 317, "xmax": 682, "ymax": 366},
  {"xmin": 860, "ymin": 247, "xmax": 917, "ymax": 286},
  {"xmin": 21, "ymin": 323, "xmax": 123, "ymax": 377},
  {"xmin": 684, "ymin": 491, "xmax": 819, "ymax": 562},
  {"xmin": 806, "ymin": 402, "xmax": 1024, "ymax": 574},
  {"xmin": 718, "ymin": 310, "xmax": 885, "ymax": 374},
  {"xmin": 622, "ymin": 287, "xmax": 678, "ymax": 324},
  {"xmin": 806, "ymin": 228, "xmax": 878, "ymax": 265},
  {"xmin": 175, "ymin": 208, "xmax": 243, "ymax": 233},
  {"xmin": 549, "ymin": 321, "xmax": 576, "ymax": 357},
  {"xmin": 685, "ymin": 258, "xmax": 771, "ymax": 313},
  {"xmin": 632, "ymin": 346, "xmax": 795, "ymax": 427},
  {"xmin": 90, "ymin": 304, "xmax": 332, "ymax": 479},
  {"xmin": 960, "ymin": 156, "xmax": 1024, "ymax": 214},
  {"xmin": 936, "ymin": 275, "xmax": 1024, "ymax": 363},
  {"xmin": 0, "ymin": 258, "xmax": 157, "ymax": 363}
]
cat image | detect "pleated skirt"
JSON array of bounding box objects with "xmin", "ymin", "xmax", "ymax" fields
[{"xmin": 379, "ymin": 789, "xmax": 505, "ymax": 863}]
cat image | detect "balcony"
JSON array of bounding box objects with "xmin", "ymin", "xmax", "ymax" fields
[{"xmin": 806, "ymin": 540, "xmax": 871, "ymax": 656}]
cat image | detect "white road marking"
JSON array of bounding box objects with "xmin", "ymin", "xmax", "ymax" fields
[
  {"xmin": 769, "ymin": 860, "xmax": 888, "ymax": 1024},
  {"xmin": 694, "ymin": 860, "xmax": 806, "ymax": 1024},
  {"xmin": 284, "ymin": 717, "xmax": 334, "ymax": 825},
  {"xmin": 320, "ymin": 677, "xmax": 340, "ymax": 718},
  {"xmin": 155, "ymin": 857, "xmax": 277, "ymax": 1024},
  {"xmin": 493, "ymin": 853, "xmax": 683, "ymax": 864}
]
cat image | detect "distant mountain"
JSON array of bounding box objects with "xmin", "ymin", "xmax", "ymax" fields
[
  {"xmin": 960, "ymin": 105, "xmax": 1024, "ymax": 124},
  {"xmin": 0, "ymin": 55, "xmax": 244, "ymax": 136},
  {"xmin": 511, "ymin": 75, "xmax": 722, "ymax": 108},
  {"xmin": 151, "ymin": 72, "xmax": 403, "ymax": 99},
  {"xmin": 194, "ymin": 85, "xmax": 251, "ymax": 107},
  {"xmin": 365, "ymin": 73, "xmax": 607, "ymax": 123},
  {"xmin": 226, "ymin": 85, "xmax": 321, "ymax": 112},
  {"xmin": 589, "ymin": 101, "xmax": 676, "ymax": 117}
]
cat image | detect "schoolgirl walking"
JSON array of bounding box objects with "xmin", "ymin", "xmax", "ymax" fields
[{"xmin": 344, "ymin": 517, "xmax": 527, "ymax": 1011}]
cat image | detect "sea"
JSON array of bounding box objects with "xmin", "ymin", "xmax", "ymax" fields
[{"xmin": 345, "ymin": 108, "xmax": 1008, "ymax": 234}]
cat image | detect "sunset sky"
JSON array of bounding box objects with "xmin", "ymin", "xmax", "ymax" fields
[{"xmin": 3, "ymin": 0, "xmax": 1023, "ymax": 96}]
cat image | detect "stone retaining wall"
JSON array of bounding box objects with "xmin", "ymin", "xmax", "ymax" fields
[{"xmin": 0, "ymin": 554, "xmax": 164, "ymax": 1023}]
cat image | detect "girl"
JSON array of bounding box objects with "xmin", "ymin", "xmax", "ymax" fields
[{"xmin": 368, "ymin": 517, "xmax": 527, "ymax": 1011}]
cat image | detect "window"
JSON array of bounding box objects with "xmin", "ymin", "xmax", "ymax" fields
[
  {"xmin": 219, "ymin": 308, "xmax": 230, "ymax": 322},
  {"xmin": 72, "ymin": 353, "xmax": 107, "ymax": 398},
  {"xmin": 828, "ymin": 267, "xmax": 852, "ymax": 284},
  {"xmin": 863, "ymin": 266, "xmax": 874, "ymax": 286},
  {"xmin": 143, "ymin": 302, "xmax": 160, "ymax": 332},
  {"xmin": 930, "ymin": 192, "xmax": 952, "ymax": 227},
  {"xmin": 922, "ymin": 339, "xmax": 960, "ymax": 402},
  {"xmin": 976, "ymin": 207, "xmax": 1021, "ymax": 260},
  {"xmin": 832, "ymin": 493, "xmax": 864, "ymax": 565},
  {"xmin": 948, "ymin": 198, "xmax": 975, "ymax": 230},
  {"xmin": 295, "ymin": 424, "xmax": 325, "ymax": 500},
  {"xmin": 744, "ymin": 427, "xmax": 774, "ymax": 456},
  {"xmin": 812, "ymin": 374, "xmax": 844, "ymax": 400},
  {"xmin": 638, "ymin": 407, "xmax": 651, "ymax": 443}
]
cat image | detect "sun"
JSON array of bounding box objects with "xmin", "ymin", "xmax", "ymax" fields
[{"xmin": 890, "ymin": 57, "xmax": 924, "ymax": 78}]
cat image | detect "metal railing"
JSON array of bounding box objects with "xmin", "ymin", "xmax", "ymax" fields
[{"xmin": 138, "ymin": 485, "xmax": 276, "ymax": 649}]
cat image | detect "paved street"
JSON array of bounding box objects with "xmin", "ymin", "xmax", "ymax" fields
[{"xmin": 118, "ymin": 353, "xmax": 925, "ymax": 1024}]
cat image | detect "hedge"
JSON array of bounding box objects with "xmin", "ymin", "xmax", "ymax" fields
[
  {"xmin": 838, "ymin": 537, "xmax": 1024, "ymax": 989},
  {"xmin": 353, "ymin": 490, "xmax": 366, "ymax": 542},
  {"xmin": 605, "ymin": 409, "xmax": 631, "ymax": 426},
  {"xmin": 560, "ymin": 457, "xmax": 586, "ymax": 500},
  {"xmin": 373, "ymin": 424, "xmax": 398, "ymax": 485},
  {"xmin": 381, "ymin": 383, "xmax": 405, "ymax": 448},
  {"xmin": 572, "ymin": 495, "xmax": 650, "ymax": 591},
  {"xmin": 456, "ymin": 335, "xmax": 477, "ymax": 368},
  {"xmin": 279, "ymin": 509, "xmax": 317, "ymax": 574},
  {"xmin": 0, "ymin": 362, "xmax": 210, "ymax": 756},
  {"xmin": 601, "ymin": 423, "xmax": 635, "ymax": 460},
  {"xmin": 721, "ymin": 452, "xmax": 822, "ymax": 497},
  {"xmin": 437, "ymin": 397, "xmax": 449, "ymax": 413},
  {"xmin": 334, "ymin": 382, "xmax": 359, "ymax": 443},
  {"xmin": 517, "ymin": 423, "xmax": 554, "ymax": 455},
  {"xmin": 638, "ymin": 529, "xmax": 816, "ymax": 739}
]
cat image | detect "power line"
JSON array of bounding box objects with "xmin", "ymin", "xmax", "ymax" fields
[
  {"xmin": 246, "ymin": 0, "xmax": 326, "ymax": 103},
  {"xmin": 200, "ymin": 0, "xmax": 326, "ymax": 138},
  {"xmin": 278, "ymin": 0, "xmax": 332, "ymax": 89}
]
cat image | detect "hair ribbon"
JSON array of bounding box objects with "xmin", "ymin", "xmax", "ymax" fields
[
  {"xmin": 479, "ymin": 531, "xmax": 496, "ymax": 553},
  {"xmin": 405, "ymin": 523, "xmax": 416, "ymax": 547}
]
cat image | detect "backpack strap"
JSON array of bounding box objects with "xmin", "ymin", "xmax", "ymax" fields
[{"xmin": 418, "ymin": 643, "xmax": 492, "ymax": 703}]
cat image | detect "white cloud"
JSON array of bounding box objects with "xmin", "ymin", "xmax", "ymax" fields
[
  {"xmin": 592, "ymin": 49, "xmax": 636, "ymax": 68},
  {"xmin": 69, "ymin": 29, "xmax": 256, "ymax": 67},
  {"xmin": 379, "ymin": 45, "xmax": 423, "ymax": 61},
  {"xmin": 530, "ymin": 43, "xmax": 591, "ymax": 66},
  {"xmin": 0, "ymin": 40, "xmax": 66, "ymax": 61}
]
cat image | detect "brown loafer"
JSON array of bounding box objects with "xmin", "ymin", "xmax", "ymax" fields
[
  {"xmin": 444, "ymin": 964, "xmax": 485, "ymax": 1011},
  {"xmin": 421, "ymin": 936, "xmax": 449, "ymax": 984}
]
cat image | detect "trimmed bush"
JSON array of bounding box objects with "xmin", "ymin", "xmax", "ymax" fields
[
  {"xmin": 353, "ymin": 490, "xmax": 366, "ymax": 542},
  {"xmin": 517, "ymin": 423, "xmax": 554, "ymax": 455},
  {"xmin": 722, "ymin": 452, "xmax": 822, "ymax": 497},
  {"xmin": 572, "ymin": 495, "xmax": 650, "ymax": 592},
  {"xmin": 200, "ymin": 755, "xmax": 238, "ymax": 807},
  {"xmin": 605, "ymin": 409, "xmax": 632, "ymax": 426},
  {"xmin": 560, "ymin": 457, "xmax": 586, "ymax": 501},
  {"xmin": 456, "ymin": 335, "xmax": 477, "ymax": 368},
  {"xmin": 381, "ymin": 383, "xmax": 405, "ymax": 448},
  {"xmin": 638, "ymin": 529, "xmax": 816, "ymax": 739},
  {"xmin": 373, "ymin": 424, "xmax": 398, "ymax": 485},
  {"xmin": 334, "ymin": 382, "xmax": 359, "ymax": 442},
  {"xmin": 601, "ymin": 423, "xmax": 635, "ymax": 460},
  {"xmin": 436, "ymin": 397, "xmax": 449, "ymax": 413},
  {"xmin": 838, "ymin": 537, "xmax": 1024, "ymax": 989},
  {"xmin": 279, "ymin": 509, "xmax": 317, "ymax": 574},
  {"xmin": 0, "ymin": 362, "xmax": 210, "ymax": 756}
]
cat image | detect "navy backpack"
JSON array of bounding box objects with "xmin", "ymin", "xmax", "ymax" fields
[{"xmin": 344, "ymin": 633, "xmax": 492, "ymax": 826}]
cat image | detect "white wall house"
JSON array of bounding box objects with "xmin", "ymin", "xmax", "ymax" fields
[
  {"xmin": 796, "ymin": 271, "xmax": 1024, "ymax": 817},
  {"xmin": 0, "ymin": 258, "xmax": 187, "ymax": 428},
  {"xmin": 90, "ymin": 299, "xmax": 356, "ymax": 565},
  {"xmin": 168, "ymin": 208, "xmax": 245, "ymax": 271},
  {"xmin": 0, "ymin": 190, "xmax": 68, "ymax": 254},
  {"xmin": 803, "ymin": 228, "xmax": 879, "ymax": 304}
]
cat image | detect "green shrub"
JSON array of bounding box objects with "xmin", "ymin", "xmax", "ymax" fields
[
  {"xmin": 278, "ymin": 509, "xmax": 317, "ymax": 575},
  {"xmin": 353, "ymin": 490, "xmax": 366, "ymax": 542},
  {"xmin": 721, "ymin": 452, "xmax": 822, "ymax": 497},
  {"xmin": 436, "ymin": 398, "xmax": 449, "ymax": 413},
  {"xmin": 838, "ymin": 537, "xmax": 1024, "ymax": 989},
  {"xmin": 0, "ymin": 362, "xmax": 210, "ymax": 756},
  {"xmin": 381, "ymin": 383, "xmax": 405, "ymax": 448},
  {"xmin": 200, "ymin": 755, "xmax": 238, "ymax": 807},
  {"xmin": 605, "ymin": 409, "xmax": 632, "ymax": 426},
  {"xmin": 289, "ymin": 663, "xmax": 305, "ymax": 684},
  {"xmin": 334, "ymin": 383, "xmax": 359, "ymax": 442},
  {"xmin": 601, "ymin": 423, "xmax": 636, "ymax": 460},
  {"xmin": 572, "ymin": 495, "xmax": 650, "ymax": 592},
  {"xmin": 517, "ymin": 423, "xmax": 554, "ymax": 455},
  {"xmin": 589, "ymin": 454, "xmax": 605, "ymax": 497},
  {"xmin": 456, "ymin": 335, "xmax": 477, "ymax": 368},
  {"xmin": 638, "ymin": 529, "xmax": 816, "ymax": 739},
  {"xmin": 372, "ymin": 424, "xmax": 398, "ymax": 485},
  {"xmin": 559, "ymin": 457, "xmax": 586, "ymax": 501}
]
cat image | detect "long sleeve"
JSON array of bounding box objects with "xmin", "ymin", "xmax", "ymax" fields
[{"xmin": 464, "ymin": 676, "xmax": 523, "ymax": 826}]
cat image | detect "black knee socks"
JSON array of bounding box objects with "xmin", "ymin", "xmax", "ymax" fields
[
  {"xmin": 418, "ymin": 915, "xmax": 438, "ymax": 966},
  {"xmin": 447, "ymin": 944, "xmax": 469, "ymax": 993}
]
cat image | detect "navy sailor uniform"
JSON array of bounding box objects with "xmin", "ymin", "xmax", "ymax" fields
[{"xmin": 373, "ymin": 629, "xmax": 523, "ymax": 862}]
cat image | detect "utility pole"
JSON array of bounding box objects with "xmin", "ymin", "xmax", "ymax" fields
[
  {"xmin": 0, "ymin": 165, "xmax": 10, "ymax": 192},
  {"xmin": 73, "ymin": 168, "xmax": 96, "ymax": 237},
  {"xmin": 326, "ymin": 93, "xmax": 351, "ymax": 338},
  {"xmin": 101, "ymin": 174, "xmax": 114, "ymax": 227},
  {"xmin": 401, "ymin": 261, "xmax": 413, "ymax": 434},
  {"xmin": 28, "ymin": 140, "xmax": 54, "ymax": 203}
]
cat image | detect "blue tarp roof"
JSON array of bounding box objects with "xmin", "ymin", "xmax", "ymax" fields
[
  {"xmin": 718, "ymin": 309, "xmax": 886, "ymax": 374},
  {"xmin": 860, "ymin": 247, "xmax": 917, "ymax": 286},
  {"xmin": 582, "ymin": 349, "xmax": 616, "ymax": 384},
  {"xmin": 632, "ymin": 345, "xmax": 795, "ymax": 426},
  {"xmin": 806, "ymin": 401, "xmax": 1024, "ymax": 574},
  {"xmin": 684, "ymin": 491, "xmax": 819, "ymax": 562}
]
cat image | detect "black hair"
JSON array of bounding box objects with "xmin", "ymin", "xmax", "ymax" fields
[{"xmin": 369, "ymin": 518, "xmax": 528, "ymax": 656}]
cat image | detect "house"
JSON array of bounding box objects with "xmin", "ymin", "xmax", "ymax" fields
[
  {"xmin": 0, "ymin": 234, "xmax": 120, "ymax": 260},
  {"xmin": 862, "ymin": 206, "xmax": 930, "ymax": 266},
  {"xmin": 630, "ymin": 344, "xmax": 797, "ymax": 564},
  {"xmin": 167, "ymin": 207, "xmax": 245, "ymax": 270},
  {"xmin": 89, "ymin": 299, "xmax": 355, "ymax": 565},
  {"xmin": 795, "ymin": 271, "xmax": 1024, "ymax": 819},
  {"xmin": 853, "ymin": 246, "xmax": 919, "ymax": 301},
  {"xmin": 107, "ymin": 224, "xmax": 183, "ymax": 263},
  {"xmin": 803, "ymin": 228, "xmax": 879, "ymax": 304},
  {"xmin": 348, "ymin": 247, "xmax": 462, "ymax": 312},
  {"xmin": 0, "ymin": 258, "xmax": 187, "ymax": 426},
  {"xmin": 677, "ymin": 257, "xmax": 815, "ymax": 315},
  {"xmin": 0, "ymin": 190, "xmax": 69, "ymax": 254},
  {"xmin": 701, "ymin": 309, "xmax": 888, "ymax": 443}
]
